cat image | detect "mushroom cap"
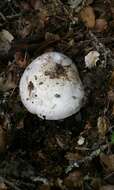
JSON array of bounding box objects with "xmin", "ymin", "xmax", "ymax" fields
[{"xmin": 19, "ymin": 52, "xmax": 84, "ymax": 120}]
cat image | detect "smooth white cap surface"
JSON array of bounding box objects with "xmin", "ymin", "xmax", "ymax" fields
[{"xmin": 19, "ymin": 52, "xmax": 84, "ymax": 120}]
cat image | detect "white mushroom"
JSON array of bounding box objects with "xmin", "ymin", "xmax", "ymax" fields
[{"xmin": 19, "ymin": 52, "xmax": 84, "ymax": 120}]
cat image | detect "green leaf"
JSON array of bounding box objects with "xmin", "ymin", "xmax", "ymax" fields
[{"xmin": 111, "ymin": 132, "xmax": 114, "ymax": 144}]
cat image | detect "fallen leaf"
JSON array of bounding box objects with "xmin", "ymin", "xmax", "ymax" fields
[
  {"xmin": 112, "ymin": 105, "xmax": 114, "ymax": 116},
  {"xmin": 39, "ymin": 184, "xmax": 50, "ymax": 190},
  {"xmin": 84, "ymin": 121, "xmax": 92, "ymax": 130},
  {"xmin": 95, "ymin": 18, "xmax": 108, "ymax": 32},
  {"xmin": 32, "ymin": 150, "xmax": 47, "ymax": 161},
  {"xmin": 97, "ymin": 116, "xmax": 109, "ymax": 138},
  {"xmin": 64, "ymin": 170, "xmax": 83, "ymax": 188},
  {"xmin": 65, "ymin": 152, "xmax": 82, "ymax": 161},
  {"xmin": 80, "ymin": 6, "xmax": 95, "ymax": 28},
  {"xmin": 0, "ymin": 71, "xmax": 17, "ymax": 91},
  {"xmin": 111, "ymin": 131, "xmax": 114, "ymax": 144},
  {"xmin": 18, "ymin": 18, "xmax": 32, "ymax": 38},
  {"xmin": 100, "ymin": 185, "xmax": 114, "ymax": 190},
  {"xmin": 20, "ymin": 1, "xmax": 32, "ymax": 11},
  {"xmin": 16, "ymin": 120, "xmax": 24, "ymax": 129},
  {"xmin": 56, "ymin": 178, "xmax": 64, "ymax": 189},
  {"xmin": 108, "ymin": 89, "xmax": 114, "ymax": 102},
  {"xmin": 104, "ymin": 172, "xmax": 114, "ymax": 184},
  {"xmin": 0, "ymin": 125, "xmax": 7, "ymax": 152},
  {"xmin": 91, "ymin": 178, "xmax": 101, "ymax": 190},
  {"xmin": 45, "ymin": 32, "xmax": 60, "ymax": 41},
  {"xmin": 110, "ymin": 70, "xmax": 114, "ymax": 87},
  {"xmin": 38, "ymin": 8, "xmax": 49, "ymax": 26},
  {"xmin": 0, "ymin": 29, "xmax": 14, "ymax": 53},
  {"xmin": 15, "ymin": 51, "xmax": 29, "ymax": 68},
  {"xmin": 1, "ymin": 29, "xmax": 14, "ymax": 43},
  {"xmin": 111, "ymin": 6, "xmax": 114, "ymax": 19},
  {"xmin": 0, "ymin": 116, "xmax": 9, "ymax": 153},
  {"xmin": 0, "ymin": 182, "xmax": 7, "ymax": 190},
  {"xmin": 30, "ymin": 0, "xmax": 43, "ymax": 10},
  {"xmin": 110, "ymin": 20, "xmax": 114, "ymax": 30},
  {"xmin": 69, "ymin": 0, "xmax": 84, "ymax": 9},
  {"xmin": 100, "ymin": 154, "xmax": 114, "ymax": 172},
  {"xmin": 55, "ymin": 136, "xmax": 65, "ymax": 149}
]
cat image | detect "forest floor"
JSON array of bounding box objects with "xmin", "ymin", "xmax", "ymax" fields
[{"xmin": 0, "ymin": 0, "xmax": 114, "ymax": 190}]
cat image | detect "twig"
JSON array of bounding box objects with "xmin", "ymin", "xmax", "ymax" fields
[
  {"xmin": 0, "ymin": 12, "xmax": 6, "ymax": 21},
  {"xmin": 6, "ymin": 13, "xmax": 22, "ymax": 19},
  {"xmin": 65, "ymin": 144, "xmax": 108, "ymax": 174},
  {"xmin": 9, "ymin": 85, "xmax": 17, "ymax": 98},
  {"xmin": 31, "ymin": 176, "xmax": 49, "ymax": 184}
]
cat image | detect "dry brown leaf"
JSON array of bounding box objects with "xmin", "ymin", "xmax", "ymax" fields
[
  {"xmin": 108, "ymin": 89, "xmax": 114, "ymax": 102},
  {"xmin": 20, "ymin": 2, "xmax": 32, "ymax": 11},
  {"xmin": 16, "ymin": 120, "xmax": 24, "ymax": 129},
  {"xmin": 0, "ymin": 71, "xmax": 17, "ymax": 91},
  {"xmin": 39, "ymin": 184, "xmax": 50, "ymax": 190},
  {"xmin": 65, "ymin": 152, "xmax": 82, "ymax": 161},
  {"xmin": 111, "ymin": 7, "xmax": 114, "ymax": 19},
  {"xmin": 80, "ymin": 6, "xmax": 95, "ymax": 28},
  {"xmin": 100, "ymin": 154, "xmax": 114, "ymax": 172},
  {"xmin": 112, "ymin": 105, "xmax": 114, "ymax": 116},
  {"xmin": 107, "ymin": 70, "xmax": 114, "ymax": 102},
  {"xmin": 110, "ymin": 70, "xmax": 114, "ymax": 87},
  {"xmin": 0, "ymin": 29, "xmax": 14, "ymax": 53},
  {"xmin": 84, "ymin": 121, "xmax": 92, "ymax": 130},
  {"xmin": 18, "ymin": 18, "xmax": 32, "ymax": 38},
  {"xmin": 69, "ymin": 0, "xmax": 84, "ymax": 9},
  {"xmin": 110, "ymin": 20, "xmax": 114, "ymax": 31},
  {"xmin": 0, "ymin": 182, "xmax": 7, "ymax": 190},
  {"xmin": 0, "ymin": 124, "xmax": 7, "ymax": 153},
  {"xmin": 95, "ymin": 19, "xmax": 108, "ymax": 32},
  {"xmin": 97, "ymin": 116, "xmax": 109, "ymax": 138},
  {"xmin": 38, "ymin": 8, "xmax": 49, "ymax": 26},
  {"xmin": 55, "ymin": 136, "xmax": 65, "ymax": 149},
  {"xmin": 100, "ymin": 185, "xmax": 114, "ymax": 190},
  {"xmin": 91, "ymin": 178, "xmax": 101, "ymax": 190},
  {"xmin": 30, "ymin": 0, "xmax": 43, "ymax": 10},
  {"xmin": 64, "ymin": 170, "xmax": 83, "ymax": 188},
  {"xmin": 45, "ymin": 32, "xmax": 60, "ymax": 41},
  {"xmin": 32, "ymin": 150, "xmax": 47, "ymax": 161},
  {"xmin": 15, "ymin": 51, "xmax": 29, "ymax": 68}
]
